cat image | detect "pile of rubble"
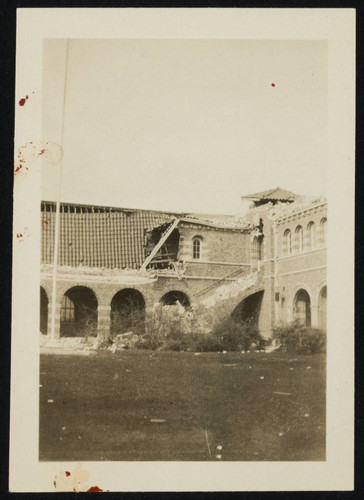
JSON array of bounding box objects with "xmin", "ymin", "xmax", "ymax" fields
[
  {"xmin": 106, "ymin": 332, "xmax": 141, "ymax": 352},
  {"xmin": 39, "ymin": 331, "xmax": 142, "ymax": 353}
]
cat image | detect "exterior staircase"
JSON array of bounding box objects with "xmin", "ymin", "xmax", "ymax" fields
[{"xmin": 192, "ymin": 267, "xmax": 265, "ymax": 315}]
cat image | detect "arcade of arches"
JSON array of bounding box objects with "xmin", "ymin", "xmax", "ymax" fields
[{"xmin": 40, "ymin": 284, "xmax": 327, "ymax": 338}]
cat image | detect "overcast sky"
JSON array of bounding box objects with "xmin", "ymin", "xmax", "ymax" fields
[{"xmin": 42, "ymin": 39, "xmax": 327, "ymax": 215}]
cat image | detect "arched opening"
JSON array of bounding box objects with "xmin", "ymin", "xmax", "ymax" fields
[
  {"xmin": 160, "ymin": 290, "xmax": 191, "ymax": 309},
  {"xmin": 307, "ymin": 221, "xmax": 316, "ymax": 250},
  {"xmin": 283, "ymin": 229, "xmax": 292, "ymax": 256},
  {"xmin": 293, "ymin": 289, "xmax": 311, "ymax": 327},
  {"xmin": 60, "ymin": 286, "xmax": 98, "ymax": 337},
  {"xmin": 40, "ymin": 287, "xmax": 49, "ymax": 335},
  {"xmin": 295, "ymin": 225, "xmax": 303, "ymax": 252},
  {"xmin": 232, "ymin": 291, "xmax": 264, "ymax": 329},
  {"xmin": 318, "ymin": 286, "xmax": 327, "ymax": 330},
  {"xmin": 192, "ymin": 237, "xmax": 201, "ymax": 260},
  {"xmin": 111, "ymin": 289, "xmax": 145, "ymax": 336}
]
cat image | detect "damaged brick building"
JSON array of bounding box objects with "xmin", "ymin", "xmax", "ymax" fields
[{"xmin": 40, "ymin": 187, "xmax": 327, "ymax": 341}]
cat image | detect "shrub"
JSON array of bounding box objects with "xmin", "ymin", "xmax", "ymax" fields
[
  {"xmin": 163, "ymin": 329, "xmax": 200, "ymax": 352},
  {"xmin": 195, "ymin": 335, "xmax": 224, "ymax": 352},
  {"xmin": 199, "ymin": 317, "xmax": 265, "ymax": 352},
  {"xmin": 273, "ymin": 321, "xmax": 326, "ymax": 354}
]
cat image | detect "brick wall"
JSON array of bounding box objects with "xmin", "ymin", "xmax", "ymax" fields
[{"xmin": 178, "ymin": 225, "xmax": 251, "ymax": 265}]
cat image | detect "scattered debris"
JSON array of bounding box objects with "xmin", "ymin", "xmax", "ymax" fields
[
  {"xmin": 39, "ymin": 384, "xmax": 43, "ymax": 388},
  {"xmin": 289, "ymin": 368, "xmax": 294, "ymax": 371},
  {"xmin": 222, "ymin": 351, "xmax": 227, "ymax": 354},
  {"xmin": 306, "ymin": 366, "xmax": 312, "ymax": 370},
  {"xmin": 223, "ymin": 363, "xmax": 237, "ymax": 367},
  {"xmin": 241, "ymin": 351, "xmax": 245, "ymax": 354},
  {"xmin": 216, "ymin": 455, "xmax": 222, "ymax": 459},
  {"xmin": 259, "ymin": 376, "xmax": 264, "ymax": 379},
  {"xmin": 150, "ymin": 419, "xmax": 167, "ymax": 423},
  {"xmin": 304, "ymin": 414, "xmax": 309, "ymax": 418},
  {"xmin": 125, "ymin": 370, "xmax": 131, "ymax": 373},
  {"xmin": 62, "ymin": 426, "xmax": 66, "ymax": 430},
  {"xmin": 47, "ymin": 399, "xmax": 54, "ymax": 403},
  {"xmin": 194, "ymin": 353, "xmax": 201, "ymax": 356},
  {"xmin": 216, "ymin": 445, "xmax": 223, "ymax": 450},
  {"xmin": 273, "ymin": 391, "xmax": 291, "ymax": 396},
  {"xmin": 278, "ymin": 432, "xmax": 284, "ymax": 437}
]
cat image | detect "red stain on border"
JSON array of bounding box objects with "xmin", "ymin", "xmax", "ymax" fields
[
  {"xmin": 14, "ymin": 140, "xmax": 63, "ymax": 178},
  {"xmin": 87, "ymin": 486, "xmax": 107, "ymax": 492},
  {"xmin": 16, "ymin": 227, "xmax": 29, "ymax": 243},
  {"xmin": 271, "ymin": 83, "xmax": 276, "ymax": 87},
  {"xmin": 19, "ymin": 95, "xmax": 29, "ymax": 106},
  {"xmin": 53, "ymin": 465, "xmax": 108, "ymax": 492}
]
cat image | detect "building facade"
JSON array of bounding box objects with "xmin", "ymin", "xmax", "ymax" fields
[{"xmin": 40, "ymin": 188, "xmax": 327, "ymax": 341}]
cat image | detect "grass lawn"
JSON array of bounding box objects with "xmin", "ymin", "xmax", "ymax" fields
[{"xmin": 39, "ymin": 350, "xmax": 325, "ymax": 461}]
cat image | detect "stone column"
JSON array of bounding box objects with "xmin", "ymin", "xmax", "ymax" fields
[
  {"xmin": 145, "ymin": 305, "xmax": 158, "ymax": 334},
  {"xmin": 311, "ymin": 303, "xmax": 318, "ymax": 328},
  {"xmin": 97, "ymin": 305, "xmax": 111, "ymax": 340}
]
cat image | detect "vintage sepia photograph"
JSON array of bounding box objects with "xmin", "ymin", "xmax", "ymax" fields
[
  {"xmin": 39, "ymin": 38, "xmax": 327, "ymax": 463},
  {"xmin": 11, "ymin": 8, "xmax": 354, "ymax": 493}
]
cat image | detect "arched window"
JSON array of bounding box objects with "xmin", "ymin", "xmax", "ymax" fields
[
  {"xmin": 320, "ymin": 218, "xmax": 327, "ymax": 247},
  {"xmin": 193, "ymin": 237, "xmax": 201, "ymax": 259},
  {"xmin": 295, "ymin": 225, "xmax": 303, "ymax": 253},
  {"xmin": 307, "ymin": 221, "xmax": 316, "ymax": 250},
  {"xmin": 283, "ymin": 229, "xmax": 291, "ymax": 256}
]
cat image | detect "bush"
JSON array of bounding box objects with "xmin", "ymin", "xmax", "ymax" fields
[
  {"xmin": 273, "ymin": 321, "xmax": 326, "ymax": 354},
  {"xmin": 124, "ymin": 306, "xmax": 266, "ymax": 353},
  {"xmin": 196, "ymin": 317, "xmax": 265, "ymax": 352},
  {"xmin": 195, "ymin": 335, "xmax": 224, "ymax": 352}
]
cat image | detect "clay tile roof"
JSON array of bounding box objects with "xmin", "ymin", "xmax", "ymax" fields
[
  {"xmin": 41, "ymin": 201, "xmax": 175, "ymax": 269},
  {"xmin": 241, "ymin": 186, "xmax": 297, "ymax": 202}
]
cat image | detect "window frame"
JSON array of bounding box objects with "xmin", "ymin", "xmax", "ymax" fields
[{"xmin": 192, "ymin": 237, "xmax": 202, "ymax": 260}]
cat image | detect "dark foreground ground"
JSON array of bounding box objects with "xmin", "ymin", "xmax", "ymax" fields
[{"xmin": 39, "ymin": 350, "xmax": 325, "ymax": 461}]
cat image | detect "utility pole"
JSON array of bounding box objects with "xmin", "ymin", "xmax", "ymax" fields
[{"xmin": 50, "ymin": 39, "xmax": 70, "ymax": 341}]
